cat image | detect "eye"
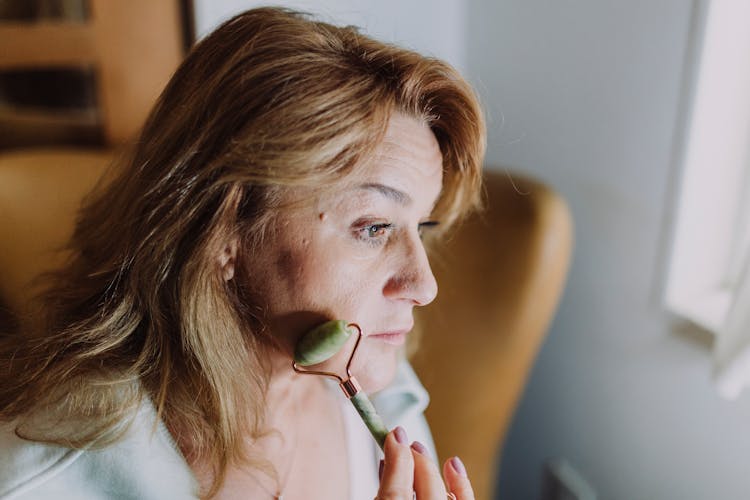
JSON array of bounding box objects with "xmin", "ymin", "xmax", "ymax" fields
[
  {"xmin": 353, "ymin": 221, "xmax": 393, "ymax": 246},
  {"xmin": 362, "ymin": 223, "xmax": 392, "ymax": 239}
]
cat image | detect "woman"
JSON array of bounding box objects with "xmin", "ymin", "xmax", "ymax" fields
[{"xmin": 0, "ymin": 7, "xmax": 485, "ymax": 499}]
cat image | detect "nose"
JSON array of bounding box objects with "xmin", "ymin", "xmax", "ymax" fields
[{"xmin": 382, "ymin": 232, "xmax": 438, "ymax": 306}]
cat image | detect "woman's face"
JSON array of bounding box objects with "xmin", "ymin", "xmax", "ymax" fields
[{"xmin": 246, "ymin": 112, "xmax": 443, "ymax": 392}]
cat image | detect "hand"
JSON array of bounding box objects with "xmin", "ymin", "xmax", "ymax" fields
[{"xmin": 376, "ymin": 427, "xmax": 475, "ymax": 500}]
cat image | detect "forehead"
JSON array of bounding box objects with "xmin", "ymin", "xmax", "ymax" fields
[
  {"xmin": 279, "ymin": 113, "xmax": 444, "ymax": 211},
  {"xmin": 352, "ymin": 112, "xmax": 444, "ymax": 193}
]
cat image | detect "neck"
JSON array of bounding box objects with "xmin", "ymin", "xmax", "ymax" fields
[
  {"xmin": 244, "ymin": 347, "xmax": 326, "ymax": 499},
  {"xmin": 171, "ymin": 342, "xmax": 327, "ymax": 492},
  {"xmin": 263, "ymin": 345, "xmax": 324, "ymax": 428}
]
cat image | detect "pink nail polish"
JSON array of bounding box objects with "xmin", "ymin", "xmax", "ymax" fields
[
  {"xmin": 394, "ymin": 426, "xmax": 408, "ymax": 445},
  {"xmin": 450, "ymin": 456, "xmax": 467, "ymax": 477},
  {"xmin": 411, "ymin": 441, "xmax": 429, "ymax": 456}
]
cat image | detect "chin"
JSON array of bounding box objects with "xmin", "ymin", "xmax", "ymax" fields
[{"xmin": 354, "ymin": 343, "xmax": 399, "ymax": 394}]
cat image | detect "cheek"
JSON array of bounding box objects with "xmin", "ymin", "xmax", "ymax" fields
[
  {"xmin": 269, "ymin": 240, "xmax": 374, "ymax": 324},
  {"xmin": 263, "ymin": 239, "xmax": 401, "ymax": 392}
]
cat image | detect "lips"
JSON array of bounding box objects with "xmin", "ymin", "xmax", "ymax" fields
[{"xmin": 368, "ymin": 327, "xmax": 413, "ymax": 346}]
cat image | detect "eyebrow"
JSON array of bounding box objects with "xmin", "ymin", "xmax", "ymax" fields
[{"xmin": 357, "ymin": 183, "xmax": 412, "ymax": 206}]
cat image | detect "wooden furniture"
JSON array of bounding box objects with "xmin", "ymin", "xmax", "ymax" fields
[
  {"xmin": 411, "ymin": 171, "xmax": 573, "ymax": 500},
  {"xmin": 0, "ymin": 0, "xmax": 186, "ymax": 147}
]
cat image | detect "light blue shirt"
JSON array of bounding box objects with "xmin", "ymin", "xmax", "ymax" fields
[{"xmin": 0, "ymin": 359, "xmax": 433, "ymax": 499}]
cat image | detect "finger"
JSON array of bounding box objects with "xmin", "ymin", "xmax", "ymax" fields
[
  {"xmin": 410, "ymin": 441, "xmax": 446, "ymax": 499},
  {"xmin": 377, "ymin": 426, "xmax": 414, "ymax": 499},
  {"xmin": 443, "ymin": 456, "xmax": 475, "ymax": 500}
]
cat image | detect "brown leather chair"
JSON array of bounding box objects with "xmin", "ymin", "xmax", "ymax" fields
[
  {"xmin": 411, "ymin": 171, "xmax": 572, "ymax": 500},
  {"xmin": 0, "ymin": 154, "xmax": 572, "ymax": 500},
  {"xmin": 0, "ymin": 149, "xmax": 114, "ymax": 322}
]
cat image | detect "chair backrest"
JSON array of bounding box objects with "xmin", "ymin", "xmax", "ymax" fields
[
  {"xmin": 0, "ymin": 149, "xmax": 113, "ymax": 324},
  {"xmin": 411, "ymin": 169, "xmax": 573, "ymax": 500}
]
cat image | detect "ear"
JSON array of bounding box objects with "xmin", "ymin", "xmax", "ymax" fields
[{"xmin": 219, "ymin": 236, "xmax": 239, "ymax": 281}]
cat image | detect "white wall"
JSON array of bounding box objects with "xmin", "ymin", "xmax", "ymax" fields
[
  {"xmin": 468, "ymin": 1, "xmax": 750, "ymax": 499},
  {"xmin": 193, "ymin": 2, "xmax": 750, "ymax": 498},
  {"xmin": 193, "ymin": 0, "xmax": 467, "ymax": 74}
]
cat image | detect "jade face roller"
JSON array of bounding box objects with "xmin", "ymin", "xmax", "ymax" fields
[{"xmin": 293, "ymin": 319, "xmax": 389, "ymax": 450}]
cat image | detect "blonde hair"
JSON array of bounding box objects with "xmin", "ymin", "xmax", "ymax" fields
[{"xmin": 0, "ymin": 7, "xmax": 485, "ymax": 497}]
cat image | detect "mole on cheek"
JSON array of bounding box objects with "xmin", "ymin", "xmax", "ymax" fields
[{"xmin": 318, "ymin": 212, "xmax": 327, "ymax": 221}]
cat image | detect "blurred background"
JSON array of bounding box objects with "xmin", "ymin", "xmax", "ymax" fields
[{"xmin": 4, "ymin": 1, "xmax": 750, "ymax": 498}]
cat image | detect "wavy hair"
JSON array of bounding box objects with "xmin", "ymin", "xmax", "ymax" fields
[{"xmin": 0, "ymin": 7, "xmax": 485, "ymax": 497}]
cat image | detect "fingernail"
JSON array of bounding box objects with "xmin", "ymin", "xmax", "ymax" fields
[
  {"xmin": 450, "ymin": 456, "xmax": 467, "ymax": 477},
  {"xmin": 411, "ymin": 441, "xmax": 429, "ymax": 456},
  {"xmin": 394, "ymin": 426, "xmax": 408, "ymax": 445},
  {"xmin": 379, "ymin": 459, "xmax": 384, "ymax": 480}
]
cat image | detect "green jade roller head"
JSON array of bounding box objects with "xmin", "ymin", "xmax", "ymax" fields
[{"xmin": 293, "ymin": 319, "xmax": 389, "ymax": 450}]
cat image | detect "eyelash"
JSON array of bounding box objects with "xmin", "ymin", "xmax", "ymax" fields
[
  {"xmin": 355, "ymin": 223, "xmax": 392, "ymax": 246},
  {"xmin": 354, "ymin": 221, "xmax": 440, "ymax": 246}
]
